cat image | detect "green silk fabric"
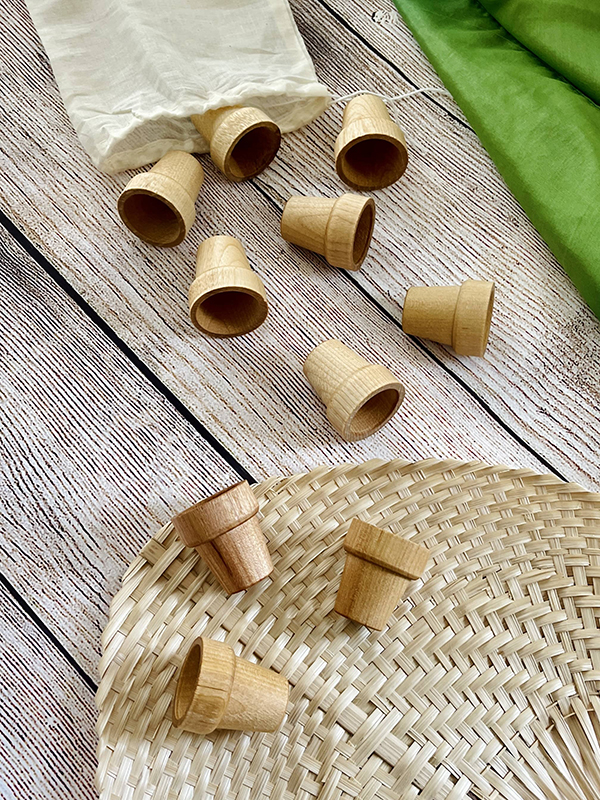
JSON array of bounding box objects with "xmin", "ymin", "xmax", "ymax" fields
[{"xmin": 392, "ymin": 0, "xmax": 600, "ymax": 319}]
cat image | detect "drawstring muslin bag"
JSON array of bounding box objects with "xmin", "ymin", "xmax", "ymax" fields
[{"xmin": 26, "ymin": 0, "xmax": 331, "ymax": 173}]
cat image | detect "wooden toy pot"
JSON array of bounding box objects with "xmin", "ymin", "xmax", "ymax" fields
[
  {"xmin": 173, "ymin": 637, "xmax": 289, "ymax": 734},
  {"xmin": 117, "ymin": 151, "xmax": 204, "ymax": 247},
  {"xmin": 335, "ymin": 519, "xmax": 429, "ymax": 630},
  {"xmin": 191, "ymin": 106, "xmax": 281, "ymax": 181},
  {"xmin": 172, "ymin": 481, "xmax": 273, "ymax": 594},
  {"xmin": 189, "ymin": 236, "xmax": 269, "ymax": 337},
  {"xmin": 303, "ymin": 339, "xmax": 404, "ymax": 441},
  {"xmin": 334, "ymin": 95, "xmax": 408, "ymax": 191},
  {"xmin": 280, "ymin": 194, "xmax": 376, "ymax": 271},
  {"xmin": 403, "ymin": 279, "xmax": 495, "ymax": 356}
]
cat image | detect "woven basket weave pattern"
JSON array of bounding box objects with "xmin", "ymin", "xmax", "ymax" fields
[{"xmin": 96, "ymin": 458, "xmax": 600, "ymax": 800}]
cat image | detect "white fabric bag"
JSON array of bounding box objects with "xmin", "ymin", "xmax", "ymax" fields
[{"xmin": 26, "ymin": 0, "xmax": 330, "ymax": 173}]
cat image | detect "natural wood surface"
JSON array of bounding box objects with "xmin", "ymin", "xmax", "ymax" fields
[
  {"xmin": 173, "ymin": 481, "xmax": 273, "ymax": 594},
  {"xmin": 173, "ymin": 637, "xmax": 289, "ymax": 734},
  {"xmin": 192, "ymin": 106, "xmax": 281, "ymax": 181},
  {"xmin": 271, "ymin": 0, "xmax": 600, "ymax": 485},
  {"xmin": 3, "ymin": 0, "xmax": 597, "ymax": 487},
  {"xmin": 334, "ymin": 94, "xmax": 408, "ymax": 190},
  {"xmin": 1, "ymin": 0, "xmax": 599, "ymax": 794},
  {"xmin": 0, "ymin": 228, "xmax": 240, "ymax": 675},
  {"xmin": 0, "ymin": 582, "xmax": 97, "ymax": 799},
  {"xmin": 0, "ymin": 0, "xmax": 564, "ymax": 482}
]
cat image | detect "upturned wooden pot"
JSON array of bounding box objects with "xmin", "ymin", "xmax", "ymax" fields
[
  {"xmin": 117, "ymin": 151, "xmax": 204, "ymax": 247},
  {"xmin": 173, "ymin": 637, "xmax": 289, "ymax": 734},
  {"xmin": 303, "ymin": 339, "xmax": 404, "ymax": 441},
  {"xmin": 191, "ymin": 106, "xmax": 281, "ymax": 181},
  {"xmin": 335, "ymin": 519, "xmax": 429, "ymax": 630},
  {"xmin": 172, "ymin": 481, "xmax": 273, "ymax": 594},
  {"xmin": 280, "ymin": 194, "xmax": 376, "ymax": 271},
  {"xmin": 189, "ymin": 236, "xmax": 269, "ymax": 337},
  {"xmin": 403, "ymin": 279, "xmax": 495, "ymax": 357},
  {"xmin": 334, "ymin": 95, "xmax": 408, "ymax": 191}
]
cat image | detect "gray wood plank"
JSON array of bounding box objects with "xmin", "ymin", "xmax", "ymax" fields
[
  {"xmin": 0, "ymin": 225, "xmax": 240, "ymax": 676},
  {"xmin": 280, "ymin": 0, "xmax": 600, "ymax": 483},
  {"xmin": 0, "ymin": 2, "xmax": 596, "ymax": 796},
  {"xmin": 0, "ymin": 0, "xmax": 559, "ymax": 487},
  {"xmin": 0, "ymin": 581, "xmax": 96, "ymax": 799}
]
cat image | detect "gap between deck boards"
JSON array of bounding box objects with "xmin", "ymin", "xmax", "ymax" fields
[
  {"xmin": 0, "ymin": 0, "xmax": 581, "ymax": 714},
  {"xmin": 0, "ymin": 195, "xmax": 565, "ymax": 695},
  {"xmin": 0, "ymin": 194, "xmax": 566, "ymax": 490},
  {"xmin": 247, "ymin": 181, "xmax": 567, "ymax": 482},
  {"xmin": 0, "ymin": 208, "xmax": 257, "ymax": 488}
]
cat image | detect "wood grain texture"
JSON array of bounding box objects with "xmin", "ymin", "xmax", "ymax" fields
[
  {"xmin": 1, "ymin": 0, "xmax": 563, "ymax": 485},
  {"xmin": 0, "ymin": 582, "xmax": 96, "ymax": 799},
  {"xmin": 274, "ymin": 0, "xmax": 600, "ymax": 485},
  {"xmin": 190, "ymin": 235, "xmax": 269, "ymax": 337},
  {"xmin": 2, "ymin": 0, "xmax": 598, "ymax": 795},
  {"xmin": 117, "ymin": 150, "xmax": 205, "ymax": 247},
  {"xmin": 0, "ymin": 226, "xmax": 240, "ymax": 675},
  {"xmin": 334, "ymin": 93, "xmax": 408, "ymax": 190},
  {"xmin": 191, "ymin": 106, "xmax": 282, "ymax": 181},
  {"xmin": 173, "ymin": 637, "xmax": 289, "ymax": 734},
  {"xmin": 303, "ymin": 338, "xmax": 405, "ymax": 440}
]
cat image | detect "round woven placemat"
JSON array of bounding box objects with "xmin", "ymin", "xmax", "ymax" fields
[{"xmin": 96, "ymin": 458, "xmax": 600, "ymax": 800}]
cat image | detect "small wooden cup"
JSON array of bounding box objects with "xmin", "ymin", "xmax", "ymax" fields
[
  {"xmin": 192, "ymin": 106, "xmax": 281, "ymax": 181},
  {"xmin": 172, "ymin": 481, "xmax": 273, "ymax": 594},
  {"xmin": 403, "ymin": 279, "xmax": 495, "ymax": 356},
  {"xmin": 117, "ymin": 151, "xmax": 204, "ymax": 247},
  {"xmin": 303, "ymin": 339, "xmax": 404, "ymax": 441},
  {"xmin": 189, "ymin": 236, "xmax": 269, "ymax": 337},
  {"xmin": 280, "ymin": 194, "xmax": 376, "ymax": 271},
  {"xmin": 335, "ymin": 519, "xmax": 429, "ymax": 630},
  {"xmin": 334, "ymin": 95, "xmax": 408, "ymax": 191},
  {"xmin": 173, "ymin": 636, "xmax": 289, "ymax": 734}
]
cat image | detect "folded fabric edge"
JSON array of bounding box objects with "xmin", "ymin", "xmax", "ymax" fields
[
  {"xmin": 393, "ymin": 0, "xmax": 600, "ymax": 320},
  {"xmin": 97, "ymin": 86, "xmax": 331, "ymax": 174}
]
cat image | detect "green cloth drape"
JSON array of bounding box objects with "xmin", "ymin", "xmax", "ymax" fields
[{"xmin": 392, "ymin": 0, "xmax": 600, "ymax": 319}]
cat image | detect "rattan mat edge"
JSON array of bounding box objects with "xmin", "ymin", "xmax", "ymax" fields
[{"xmin": 96, "ymin": 458, "xmax": 600, "ymax": 800}]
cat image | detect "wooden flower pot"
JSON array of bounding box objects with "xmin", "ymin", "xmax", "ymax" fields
[
  {"xmin": 192, "ymin": 106, "xmax": 281, "ymax": 181},
  {"xmin": 189, "ymin": 236, "xmax": 269, "ymax": 337},
  {"xmin": 172, "ymin": 481, "xmax": 273, "ymax": 594},
  {"xmin": 335, "ymin": 519, "xmax": 429, "ymax": 630},
  {"xmin": 334, "ymin": 95, "xmax": 408, "ymax": 190},
  {"xmin": 303, "ymin": 339, "xmax": 404, "ymax": 441},
  {"xmin": 117, "ymin": 151, "xmax": 204, "ymax": 247},
  {"xmin": 403, "ymin": 279, "xmax": 495, "ymax": 356},
  {"xmin": 173, "ymin": 637, "xmax": 289, "ymax": 734},
  {"xmin": 280, "ymin": 193, "xmax": 376, "ymax": 271}
]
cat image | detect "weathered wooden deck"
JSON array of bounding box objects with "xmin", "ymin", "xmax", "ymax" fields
[{"xmin": 1, "ymin": 0, "xmax": 599, "ymax": 795}]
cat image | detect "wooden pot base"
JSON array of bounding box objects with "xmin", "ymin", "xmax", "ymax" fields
[
  {"xmin": 192, "ymin": 106, "xmax": 281, "ymax": 181},
  {"xmin": 335, "ymin": 519, "xmax": 429, "ymax": 629},
  {"xmin": 403, "ymin": 279, "xmax": 495, "ymax": 356},
  {"xmin": 117, "ymin": 151, "xmax": 204, "ymax": 247},
  {"xmin": 303, "ymin": 339, "xmax": 404, "ymax": 441},
  {"xmin": 189, "ymin": 236, "xmax": 268, "ymax": 338},
  {"xmin": 172, "ymin": 481, "xmax": 273, "ymax": 594},
  {"xmin": 173, "ymin": 637, "xmax": 289, "ymax": 734},
  {"xmin": 281, "ymin": 194, "xmax": 375, "ymax": 270},
  {"xmin": 334, "ymin": 95, "xmax": 408, "ymax": 191}
]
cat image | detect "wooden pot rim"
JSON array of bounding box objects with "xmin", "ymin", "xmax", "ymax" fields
[{"xmin": 173, "ymin": 481, "xmax": 259, "ymax": 546}]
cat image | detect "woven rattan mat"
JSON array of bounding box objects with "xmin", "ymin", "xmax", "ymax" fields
[{"xmin": 96, "ymin": 458, "xmax": 600, "ymax": 800}]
